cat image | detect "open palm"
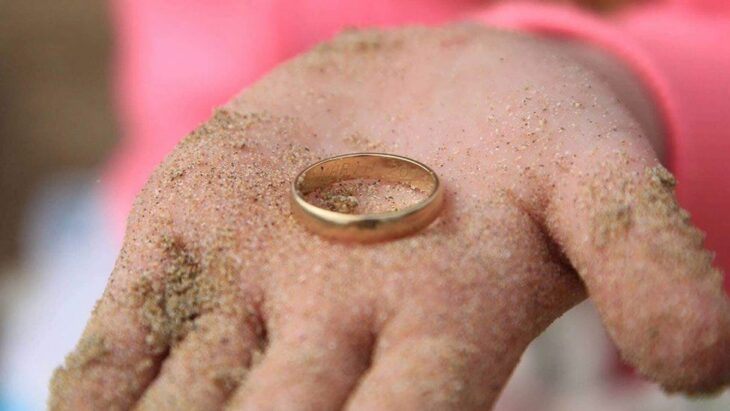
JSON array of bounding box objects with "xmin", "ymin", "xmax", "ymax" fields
[{"xmin": 51, "ymin": 26, "xmax": 729, "ymax": 411}]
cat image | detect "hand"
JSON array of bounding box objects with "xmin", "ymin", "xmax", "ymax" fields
[{"xmin": 50, "ymin": 26, "xmax": 730, "ymax": 410}]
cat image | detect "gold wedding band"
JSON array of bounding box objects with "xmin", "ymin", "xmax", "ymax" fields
[{"xmin": 291, "ymin": 153, "xmax": 444, "ymax": 242}]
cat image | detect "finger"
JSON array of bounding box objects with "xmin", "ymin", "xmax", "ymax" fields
[
  {"xmin": 48, "ymin": 229, "xmax": 172, "ymax": 409},
  {"xmin": 346, "ymin": 305, "xmax": 505, "ymax": 411},
  {"xmin": 49, "ymin": 232, "xmax": 214, "ymax": 409},
  {"xmin": 345, "ymin": 284, "xmax": 572, "ymax": 411},
  {"xmin": 134, "ymin": 311, "xmax": 263, "ymax": 410},
  {"xmin": 225, "ymin": 303, "xmax": 374, "ymax": 411},
  {"xmin": 342, "ymin": 200, "xmax": 587, "ymax": 411},
  {"xmin": 546, "ymin": 138, "xmax": 730, "ymax": 392},
  {"xmin": 48, "ymin": 296, "xmax": 163, "ymax": 410}
]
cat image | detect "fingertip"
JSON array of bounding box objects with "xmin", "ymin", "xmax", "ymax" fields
[
  {"xmin": 589, "ymin": 270, "xmax": 730, "ymax": 394},
  {"xmin": 626, "ymin": 285, "xmax": 730, "ymax": 393}
]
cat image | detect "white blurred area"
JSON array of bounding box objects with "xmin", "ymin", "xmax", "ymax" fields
[
  {"xmin": 1, "ymin": 174, "xmax": 729, "ymax": 410},
  {"xmin": 497, "ymin": 303, "xmax": 730, "ymax": 411},
  {"xmin": 0, "ymin": 174, "xmax": 114, "ymax": 411}
]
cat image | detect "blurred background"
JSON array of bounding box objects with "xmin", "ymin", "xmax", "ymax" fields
[
  {"xmin": 0, "ymin": 1, "xmax": 728, "ymax": 410},
  {"xmin": 0, "ymin": 1, "xmax": 118, "ymax": 410}
]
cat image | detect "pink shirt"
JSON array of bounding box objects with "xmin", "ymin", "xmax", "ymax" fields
[{"xmin": 106, "ymin": 0, "xmax": 730, "ymax": 287}]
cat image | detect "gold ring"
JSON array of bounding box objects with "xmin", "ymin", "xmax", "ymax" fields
[{"xmin": 291, "ymin": 153, "xmax": 444, "ymax": 242}]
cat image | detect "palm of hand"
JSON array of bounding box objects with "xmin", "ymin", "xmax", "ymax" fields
[{"xmin": 51, "ymin": 26, "xmax": 729, "ymax": 411}]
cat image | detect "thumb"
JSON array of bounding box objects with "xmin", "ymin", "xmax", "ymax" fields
[{"xmin": 546, "ymin": 135, "xmax": 730, "ymax": 393}]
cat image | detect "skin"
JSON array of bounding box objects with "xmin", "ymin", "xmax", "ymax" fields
[{"xmin": 49, "ymin": 26, "xmax": 730, "ymax": 410}]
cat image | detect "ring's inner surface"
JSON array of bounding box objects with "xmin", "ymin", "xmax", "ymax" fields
[{"xmin": 297, "ymin": 156, "xmax": 436, "ymax": 214}]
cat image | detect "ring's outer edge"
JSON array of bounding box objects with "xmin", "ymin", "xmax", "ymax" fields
[{"xmin": 290, "ymin": 152, "xmax": 445, "ymax": 242}]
